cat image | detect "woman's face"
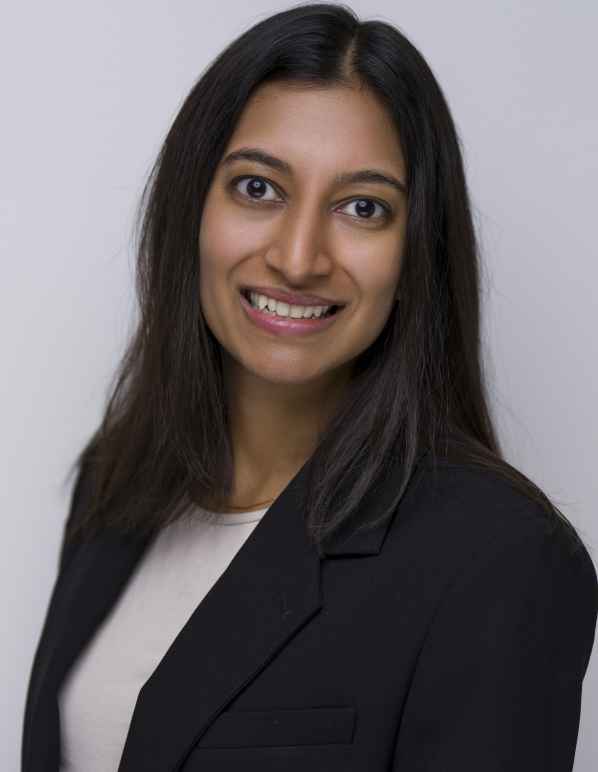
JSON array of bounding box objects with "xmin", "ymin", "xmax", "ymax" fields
[{"xmin": 199, "ymin": 82, "xmax": 408, "ymax": 387}]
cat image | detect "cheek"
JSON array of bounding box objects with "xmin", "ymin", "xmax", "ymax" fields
[
  {"xmin": 199, "ymin": 186, "xmax": 244, "ymax": 265},
  {"xmin": 339, "ymin": 225, "xmax": 404, "ymax": 295},
  {"xmin": 200, "ymin": 217, "xmax": 266, "ymax": 285},
  {"xmin": 345, "ymin": 254, "xmax": 402, "ymax": 306},
  {"xmin": 200, "ymin": 214, "xmax": 235, "ymax": 267}
]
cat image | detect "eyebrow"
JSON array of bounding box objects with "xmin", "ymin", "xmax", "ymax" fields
[{"xmin": 221, "ymin": 147, "xmax": 407, "ymax": 196}]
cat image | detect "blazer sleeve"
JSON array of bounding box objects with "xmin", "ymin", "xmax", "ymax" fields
[
  {"xmin": 21, "ymin": 459, "xmax": 94, "ymax": 766},
  {"xmin": 390, "ymin": 518, "xmax": 598, "ymax": 772}
]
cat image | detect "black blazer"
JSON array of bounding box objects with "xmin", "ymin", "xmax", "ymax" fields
[{"xmin": 22, "ymin": 451, "xmax": 598, "ymax": 772}]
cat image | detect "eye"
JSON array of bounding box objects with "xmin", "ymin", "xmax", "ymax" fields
[
  {"xmin": 338, "ymin": 198, "xmax": 390, "ymax": 222},
  {"xmin": 232, "ymin": 175, "xmax": 282, "ymax": 203},
  {"xmin": 231, "ymin": 175, "xmax": 391, "ymax": 223}
]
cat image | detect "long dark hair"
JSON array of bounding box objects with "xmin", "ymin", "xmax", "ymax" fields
[{"xmin": 61, "ymin": 1, "xmax": 585, "ymax": 561}]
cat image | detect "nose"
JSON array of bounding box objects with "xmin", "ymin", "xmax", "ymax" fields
[{"xmin": 263, "ymin": 202, "xmax": 333, "ymax": 285}]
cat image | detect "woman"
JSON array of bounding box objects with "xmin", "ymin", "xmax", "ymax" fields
[{"xmin": 22, "ymin": 3, "xmax": 598, "ymax": 771}]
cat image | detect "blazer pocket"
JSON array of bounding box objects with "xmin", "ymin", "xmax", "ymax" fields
[{"xmin": 198, "ymin": 705, "xmax": 357, "ymax": 749}]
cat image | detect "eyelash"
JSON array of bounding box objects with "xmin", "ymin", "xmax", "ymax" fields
[{"xmin": 229, "ymin": 175, "xmax": 392, "ymax": 223}]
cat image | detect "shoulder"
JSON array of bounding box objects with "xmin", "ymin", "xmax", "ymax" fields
[
  {"xmin": 394, "ymin": 458, "xmax": 598, "ymax": 657},
  {"xmin": 408, "ymin": 456, "xmax": 586, "ymax": 543},
  {"xmin": 394, "ymin": 455, "xmax": 598, "ymax": 602}
]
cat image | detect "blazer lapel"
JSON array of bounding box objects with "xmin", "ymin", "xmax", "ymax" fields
[
  {"xmin": 118, "ymin": 454, "xmax": 321, "ymax": 771},
  {"xmin": 25, "ymin": 449, "xmax": 427, "ymax": 772}
]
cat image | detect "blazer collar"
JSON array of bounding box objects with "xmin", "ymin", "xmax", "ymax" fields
[{"xmin": 25, "ymin": 449, "xmax": 427, "ymax": 772}]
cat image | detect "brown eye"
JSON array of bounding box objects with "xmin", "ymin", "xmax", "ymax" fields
[
  {"xmin": 232, "ymin": 175, "xmax": 281, "ymax": 202},
  {"xmin": 339, "ymin": 198, "xmax": 390, "ymax": 221}
]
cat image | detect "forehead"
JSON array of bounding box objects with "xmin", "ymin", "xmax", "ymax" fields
[{"xmin": 224, "ymin": 82, "xmax": 406, "ymax": 177}]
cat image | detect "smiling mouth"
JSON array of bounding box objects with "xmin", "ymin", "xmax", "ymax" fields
[{"xmin": 239, "ymin": 289, "xmax": 344, "ymax": 318}]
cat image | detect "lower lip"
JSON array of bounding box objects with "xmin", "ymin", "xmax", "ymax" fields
[{"xmin": 239, "ymin": 291, "xmax": 345, "ymax": 336}]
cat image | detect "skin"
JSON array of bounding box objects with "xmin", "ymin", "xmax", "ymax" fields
[{"xmin": 198, "ymin": 81, "xmax": 408, "ymax": 509}]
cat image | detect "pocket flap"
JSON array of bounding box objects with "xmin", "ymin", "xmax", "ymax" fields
[{"xmin": 198, "ymin": 705, "xmax": 357, "ymax": 748}]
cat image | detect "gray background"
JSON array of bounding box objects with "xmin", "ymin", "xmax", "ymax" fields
[{"xmin": 1, "ymin": 1, "xmax": 596, "ymax": 768}]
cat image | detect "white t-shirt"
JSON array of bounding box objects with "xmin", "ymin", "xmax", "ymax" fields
[{"xmin": 58, "ymin": 503, "xmax": 268, "ymax": 771}]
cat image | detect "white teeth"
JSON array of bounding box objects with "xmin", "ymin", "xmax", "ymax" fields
[{"xmin": 248, "ymin": 291, "xmax": 332, "ymax": 319}]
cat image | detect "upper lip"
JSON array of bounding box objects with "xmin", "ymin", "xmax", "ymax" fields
[{"xmin": 241, "ymin": 286, "xmax": 346, "ymax": 307}]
